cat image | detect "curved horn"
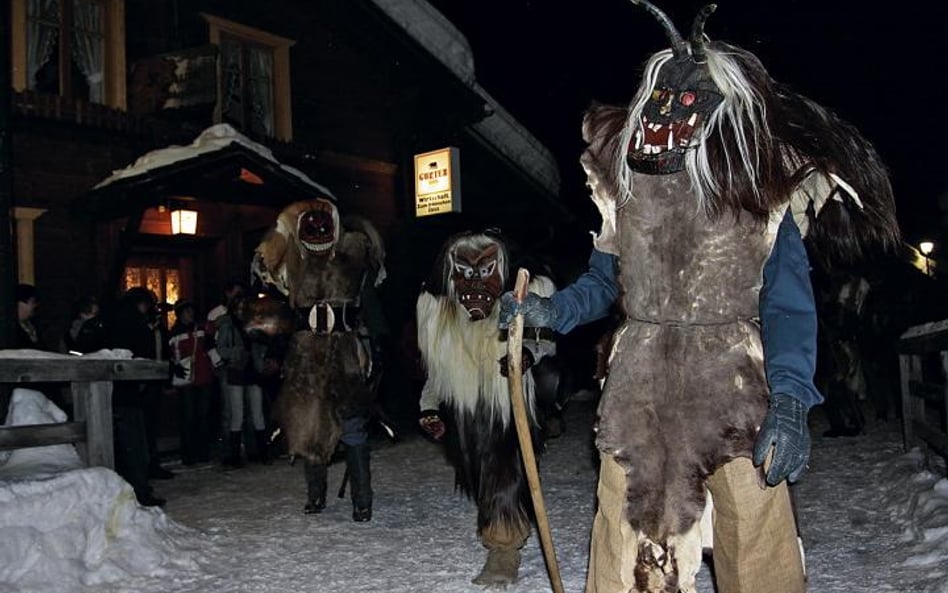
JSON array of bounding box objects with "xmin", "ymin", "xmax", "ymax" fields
[
  {"xmin": 690, "ymin": 4, "xmax": 717, "ymax": 63},
  {"xmin": 630, "ymin": 0, "xmax": 687, "ymax": 57}
]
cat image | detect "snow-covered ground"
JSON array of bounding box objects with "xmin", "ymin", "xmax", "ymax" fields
[{"xmin": 2, "ymin": 387, "xmax": 947, "ymax": 593}]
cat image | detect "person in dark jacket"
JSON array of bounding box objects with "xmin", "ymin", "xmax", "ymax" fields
[
  {"xmin": 109, "ymin": 287, "xmax": 167, "ymax": 507},
  {"xmin": 15, "ymin": 284, "xmax": 44, "ymax": 350},
  {"xmin": 63, "ymin": 296, "xmax": 108, "ymax": 354}
]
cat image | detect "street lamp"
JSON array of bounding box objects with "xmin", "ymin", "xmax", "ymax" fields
[{"xmin": 919, "ymin": 241, "xmax": 934, "ymax": 276}]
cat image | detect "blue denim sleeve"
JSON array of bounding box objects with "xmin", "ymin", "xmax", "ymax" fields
[
  {"xmin": 760, "ymin": 210, "xmax": 824, "ymax": 409},
  {"xmin": 550, "ymin": 249, "xmax": 619, "ymax": 334}
]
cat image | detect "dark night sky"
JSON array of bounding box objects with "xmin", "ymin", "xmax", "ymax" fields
[{"xmin": 426, "ymin": 0, "xmax": 948, "ymax": 251}]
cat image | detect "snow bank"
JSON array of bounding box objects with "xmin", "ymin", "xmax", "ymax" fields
[
  {"xmin": 0, "ymin": 389, "xmax": 210, "ymax": 593},
  {"xmin": 881, "ymin": 449, "xmax": 948, "ymax": 576}
]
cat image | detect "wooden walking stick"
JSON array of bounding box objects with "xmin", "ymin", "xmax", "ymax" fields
[{"xmin": 507, "ymin": 267, "xmax": 565, "ymax": 593}]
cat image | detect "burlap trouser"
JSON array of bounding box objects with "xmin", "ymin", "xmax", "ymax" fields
[
  {"xmin": 481, "ymin": 515, "xmax": 531, "ymax": 551},
  {"xmin": 586, "ymin": 454, "xmax": 805, "ymax": 593}
]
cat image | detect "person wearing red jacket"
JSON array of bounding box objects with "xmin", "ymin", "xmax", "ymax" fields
[{"xmin": 168, "ymin": 300, "xmax": 220, "ymax": 466}]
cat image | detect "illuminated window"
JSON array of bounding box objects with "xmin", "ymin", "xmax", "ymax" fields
[{"xmin": 123, "ymin": 264, "xmax": 181, "ymax": 328}]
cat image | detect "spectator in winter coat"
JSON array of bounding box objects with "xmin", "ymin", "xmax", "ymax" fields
[
  {"xmin": 63, "ymin": 296, "xmax": 108, "ymax": 354},
  {"xmin": 16, "ymin": 283, "xmax": 44, "ymax": 350},
  {"xmin": 108, "ymin": 287, "xmax": 167, "ymax": 507},
  {"xmin": 168, "ymin": 300, "xmax": 218, "ymax": 466},
  {"xmin": 207, "ymin": 280, "xmax": 247, "ymax": 443},
  {"xmin": 215, "ymin": 294, "xmax": 269, "ymax": 466}
]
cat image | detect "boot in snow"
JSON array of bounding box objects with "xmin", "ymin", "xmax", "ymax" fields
[
  {"xmin": 303, "ymin": 460, "xmax": 327, "ymax": 514},
  {"xmin": 221, "ymin": 431, "xmax": 244, "ymax": 468},
  {"xmin": 346, "ymin": 444, "xmax": 372, "ymax": 522},
  {"xmin": 254, "ymin": 430, "xmax": 272, "ymax": 465},
  {"xmin": 472, "ymin": 548, "xmax": 521, "ymax": 587}
]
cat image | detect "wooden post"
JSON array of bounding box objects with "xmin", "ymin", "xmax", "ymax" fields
[
  {"xmin": 0, "ymin": 357, "xmax": 167, "ymax": 467},
  {"xmin": 899, "ymin": 353, "xmax": 914, "ymax": 452},
  {"xmin": 72, "ymin": 381, "xmax": 115, "ymax": 468},
  {"xmin": 0, "ymin": 6, "xmax": 18, "ymax": 419},
  {"xmin": 942, "ymin": 351, "xmax": 948, "ymax": 458}
]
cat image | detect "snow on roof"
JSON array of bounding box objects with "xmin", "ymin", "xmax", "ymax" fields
[
  {"xmin": 901, "ymin": 317, "xmax": 948, "ymax": 340},
  {"xmin": 93, "ymin": 124, "xmax": 335, "ymax": 198},
  {"xmin": 468, "ymin": 84, "xmax": 562, "ymax": 197},
  {"xmin": 368, "ymin": 0, "xmax": 475, "ymax": 87},
  {"xmin": 369, "ymin": 0, "xmax": 561, "ymax": 197}
]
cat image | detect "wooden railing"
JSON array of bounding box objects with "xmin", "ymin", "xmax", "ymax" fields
[
  {"xmin": 0, "ymin": 354, "xmax": 169, "ymax": 469},
  {"xmin": 13, "ymin": 90, "xmax": 146, "ymax": 132},
  {"xmin": 11, "ymin": 91, "xmax": 318, "ymax": 166},
  {"xmin": 899, "ymin": 320, "xmax": 948, "ymax": 461}
]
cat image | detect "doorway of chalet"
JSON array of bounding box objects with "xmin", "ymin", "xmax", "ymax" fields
[
  {"xmin": 122, "ymin": 254, "xmax": 191, "ymax": 329},
  {"xmin": 121, "ymin": 251, "xmax": 215, "ymax": 464}
]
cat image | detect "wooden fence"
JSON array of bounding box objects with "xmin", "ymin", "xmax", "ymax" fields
[
  {"xmin": 899, "ymin": 320, "xmax": 948, "ymax": 461},
  {"xmin": 0, "ymin": 355, "xmax": 169, "ymax": 469}
]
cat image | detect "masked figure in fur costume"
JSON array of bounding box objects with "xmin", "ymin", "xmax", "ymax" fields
[
  {"xmin": 249, "ymin": 197, "xmax": 385, "ymax": 522},
  {"xmin": 499, "ymin": 3, "xmax": 899, "ymax": 592},
  {"xmin": 416, "ymin": 230, "xmax": 557, "ymax": 586}
]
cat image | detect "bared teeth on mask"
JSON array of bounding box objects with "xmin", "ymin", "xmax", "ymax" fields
[{"xmin": 688, "ymin": 113, "xmax": 698, "ymax": 126}]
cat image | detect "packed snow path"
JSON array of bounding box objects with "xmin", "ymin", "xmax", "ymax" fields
[
  {"xmin": 155, "ymin": 399, "xmax": 948, "ymax": 593},
  {"xmin": 3, "ymin": 395, "xmax": 947, "ymax": 593}
]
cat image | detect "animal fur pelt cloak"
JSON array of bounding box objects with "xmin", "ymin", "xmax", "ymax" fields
[
  {"xmin": 249, "ymin": 198, "xmax": 386, "ymax": 465},
  {"xmin": 581, "ymin": 2, "xmax": 900, "ymax": 591},
  {"xmin": 416, "ymin": 230, "xmax": 556, "ymax": 564}
]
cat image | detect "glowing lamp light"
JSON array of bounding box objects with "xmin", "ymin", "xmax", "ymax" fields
[
  {"xmin": 919, "ymin": 241, "xmax": 934, "ymax": 256},
  {"xmin": 170, "ymin": 208, "xmax": 198, "ymax": 235}
]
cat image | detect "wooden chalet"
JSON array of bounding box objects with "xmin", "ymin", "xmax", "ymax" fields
[{"xmin": 6, "ymin": 0, "xmax": 568, "ymax": 347}]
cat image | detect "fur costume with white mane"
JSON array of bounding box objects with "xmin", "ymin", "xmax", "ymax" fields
[
  {"xmin": 580, "ymin": 2, "xmax": 899, "ymax": 591},
  {"xmin": 416, "ymin": 230, "xmax": 556, "ymax": 586}
]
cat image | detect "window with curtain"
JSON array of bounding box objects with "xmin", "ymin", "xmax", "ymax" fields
[
  {"xmin": 220, "ymin": 33, "xmax": 275, "ymax": 138},
  {"xmin": 26, "ymin": 0, "xmax": 105, "ymax": 104}
]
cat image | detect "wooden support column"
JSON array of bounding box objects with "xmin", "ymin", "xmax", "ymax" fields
[
  {"xmin": 13, "ymin": 207, "xmax": 46, "ymax": 284},
  {"xmin": 0, "ymin": 0, "xmax": 17, "ymax": 351},
  {"xmin": 71, "ymin": 381, "xmax": 114, "ymax": 468}
]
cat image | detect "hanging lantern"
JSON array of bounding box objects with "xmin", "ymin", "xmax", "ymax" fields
[{"xmin": 170, "ymin": 208, "xmax": 198, "ymax": 235}]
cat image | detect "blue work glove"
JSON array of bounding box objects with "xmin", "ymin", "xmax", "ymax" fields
[
  {"xmin": 752, "ymin": 393, "xmax": 811, "ymax": 485},
  {"xmin": 497, "ymin": 291, "xmax": 558, "ymax": 330}
]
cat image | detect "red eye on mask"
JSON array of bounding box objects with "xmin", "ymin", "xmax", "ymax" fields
[{"xmin": 680, "ymin": 92, "xmax": 696, "ymax": 106}]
